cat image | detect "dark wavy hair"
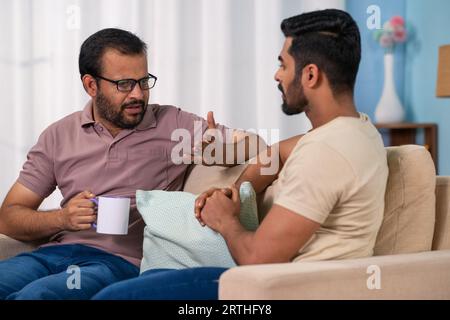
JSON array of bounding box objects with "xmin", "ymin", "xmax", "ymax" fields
[
  {"xmin": 79, "ymin": 28, "xmax": 147, "ymax": 78},
  {"xmin": 281, "ymin": 9, "xmax": 361, "ymax": 95}
]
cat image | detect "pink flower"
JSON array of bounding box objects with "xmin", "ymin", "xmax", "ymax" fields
[
  {"xmin": 393, "ymin": 29, "xmax": 407, "ymax": 42},
  {"xmin": 383, "ymin": 21, "xmax": 394, "ymax": 32},
  {"xmin": 390, "ymin": 16, "xmax": 405, "ymax": 27},
  {"xmin": 373, "ymin": 16, "xmax": 408, "ymax": 50},
  {"xmin": 379, "ymin": 34, "xmax": 394, "ymax": 48}
]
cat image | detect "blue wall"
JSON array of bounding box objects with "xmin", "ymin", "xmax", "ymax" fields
[
  {"xmin": 347, "ymin": 0, "xmax": 406, "ymax": 121},
  {"xmin": 404, "ymin": 0, "xmax": 450, "ymax": 175},
  {"xmin": 347, "ymin": 0, "xmax": 450, "ymax": 175}
]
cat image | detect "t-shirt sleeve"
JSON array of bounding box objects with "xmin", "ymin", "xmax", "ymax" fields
[
  {"xmin": 17, "ymin": 127, "xmax": 57, "ymax": 199},
  {"xmin": 274, "ymin": 142, "xmax": 354, "ymax": 224}
]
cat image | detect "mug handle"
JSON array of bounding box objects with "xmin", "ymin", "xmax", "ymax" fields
[{"xmin": 90, "ymin": 197, "xmax": 98, "ymax": 228}]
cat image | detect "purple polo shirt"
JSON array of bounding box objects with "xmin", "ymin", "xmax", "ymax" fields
[{"xmin": 17, "ymin": 101, "xmax": 227, "ymax": 266}]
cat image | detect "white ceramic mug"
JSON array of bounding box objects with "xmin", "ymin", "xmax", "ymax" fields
[{"xmin": 91, "ymin": 196, "xmax": 130, "ymax": 235}]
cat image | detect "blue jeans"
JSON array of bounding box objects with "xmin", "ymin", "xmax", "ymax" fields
[
  {"xmin": 92, "ymin": 267, "xmax": 228, "ymax": 300},
  {"xmin": 0, "ymin": 244, "xmax": 139, "ymax": 300}
]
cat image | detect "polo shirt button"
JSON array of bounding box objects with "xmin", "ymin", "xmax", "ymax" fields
[{"xmin": 99, "ymin": 127, "xmax": 103, "ymax": 131}]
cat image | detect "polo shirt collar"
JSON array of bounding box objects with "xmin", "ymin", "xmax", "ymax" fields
[
  {"xmin": 80, "ymin": 101, "xmax": 95, "ymax": 127},
  {"xmin": 80, "ymin": 100, "xmax": 157, "ymax": 130}
]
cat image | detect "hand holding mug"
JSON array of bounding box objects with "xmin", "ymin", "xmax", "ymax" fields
[{"xmin": 60, "ymin": 191, "xmax": 96, "ymax": 231}]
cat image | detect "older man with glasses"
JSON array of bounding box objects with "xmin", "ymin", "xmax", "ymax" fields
[{"xmin": 0, "ymin": 28, "xmax": 256, "ymax": 300}]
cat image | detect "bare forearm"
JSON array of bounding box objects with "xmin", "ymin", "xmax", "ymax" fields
[
  {"xmin": 235, "ymin": 134, "xmax": 305, "ymax": 191},
  {"xmin": 0, "ymin": 205, "xmax": 63, "ymax": 241},
  {"xmin": 235, "ymin": 145, "xmax": 282, "ymax": 193},
  {"xmin": 220, "ymin": 218, "xmax": 257, "ymax": 265}
]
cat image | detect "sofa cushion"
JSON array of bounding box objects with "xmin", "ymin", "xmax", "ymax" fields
[
  {"xmin": 0, "ymin": 234, "xmax": 38, "ymax": 260},
  {"xmin": 137, "ymin": 182, "xmax": 258, "ymax": 272},
  {"xmin": 433, "ymin": 176, "xmax": 450, "ymax": 250},
  {"xmin": 374, "ymin": 145, "xmax": 436, "ymax": 255},
  {"xmin": 219, "ymin": 250, "xmax": 450, "ymax": 299}
]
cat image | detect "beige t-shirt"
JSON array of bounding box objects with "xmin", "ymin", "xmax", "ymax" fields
[{"xmin": 274, "ymin": 113, "xmax": 388, "ymax": 261}]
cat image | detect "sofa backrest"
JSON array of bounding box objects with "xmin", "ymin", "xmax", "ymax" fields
[
  {"xmin": 373, "ymin": 145, "xmax": 436, "ymax": 255},
  {"xmin": 183, "ymin": 145, "xmax": 438, "ymax": 256},
  {"xmin": 183, "ymin": 164, "xmax": 247, "ymax": 195}
]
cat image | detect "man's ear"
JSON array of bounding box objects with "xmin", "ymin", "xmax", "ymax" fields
[
  {"xmin": 302, "ymin": 64, "xmax": 320, "ymax": 89},
  {"xmin": 82, "ymin": 74, "xmax": 98, "ymax": 98}
]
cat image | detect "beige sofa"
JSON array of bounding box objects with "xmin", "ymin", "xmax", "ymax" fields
[{"xmin": 1, "ymin": 145, "xmax": 450, "ymax": 299}]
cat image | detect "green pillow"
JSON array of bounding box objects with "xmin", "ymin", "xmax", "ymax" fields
[{"xmin": 137, "ymin": 182, "xmax": 258, "ymax": 273}]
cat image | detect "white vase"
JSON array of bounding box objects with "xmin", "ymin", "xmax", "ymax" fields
[{"xmin": 374, "ymin": 52, "xmax": 405, "ymax": 123}]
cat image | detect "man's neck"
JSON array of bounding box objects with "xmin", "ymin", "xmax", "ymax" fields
[{"xmin": 306, "ymin": 94, "xmax": 359, "ymax": 129}]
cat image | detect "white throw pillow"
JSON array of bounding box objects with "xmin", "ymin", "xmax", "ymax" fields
[{"xmin": 137, "ymin": 182, "xmax": 258, "ymax": 273}]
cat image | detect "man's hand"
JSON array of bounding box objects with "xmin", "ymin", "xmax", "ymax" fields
[
  {"xmin": 205, "ymin": 111, "xmax": 217, "ymax": 143},
  {"xmin": 184, "ymin": 111, "xmax": 222, "ymax": 166},
  {"xmin": 60, "ymin": 191, "xmax": 96, "ymax": 231},
  {"xmin": 195, "ymin": 187, "xmax": 232, "ymax": 226},
  {"xmin": 183, "ymin": 111, "xmax": 264, "ymax": 167},
  {"xmin": 200, "ymin": 185, "xmax": 241, "ymax": 233}
]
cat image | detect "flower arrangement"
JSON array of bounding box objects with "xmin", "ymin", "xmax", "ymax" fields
[{"xmin": 373, "ymin": 16, "xmax": 408, "ymax": 53}]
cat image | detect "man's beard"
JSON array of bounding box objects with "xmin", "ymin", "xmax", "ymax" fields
[
  {"xmin": 278, "ymin": 81, "xmax": 309, "ymax": 116},
  {"xmin": 95, "ymin": 92, "xmax": 146, "ymax": 129}
]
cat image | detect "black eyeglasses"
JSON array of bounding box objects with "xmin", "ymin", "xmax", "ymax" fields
[{"xmin": 95, "ymin": 73, "xmax": 157, "ymax": 92}]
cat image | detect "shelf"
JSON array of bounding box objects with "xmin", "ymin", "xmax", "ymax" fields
[{"xmin": 375, "ymin": 123, "xmax": 438, "ymax": 173}]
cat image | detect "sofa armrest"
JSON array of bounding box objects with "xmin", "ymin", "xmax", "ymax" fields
[
  {"xmin": 219, "ymin": 250, "xmax": 450, "ymax": 300},
  {"xmin": 434, "ymin": 176, "xmax": 450, "ymax": 250},
  {"xmin": 0, "ymin": 234, "xmax": 38, "ymax": 260}
]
